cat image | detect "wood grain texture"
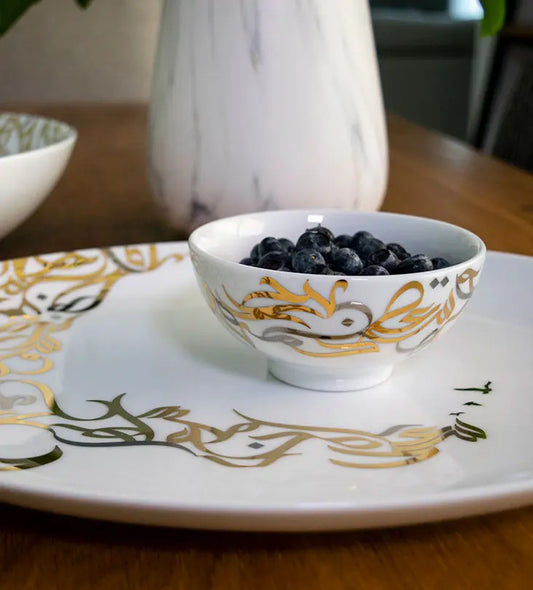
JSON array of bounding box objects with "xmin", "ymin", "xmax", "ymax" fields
[
  {"xmin": 0, "ymin": 104, "xmax": 178, "ymax": 261},
  {"xmin": 384, "ymin": 115, "xmax": 533, "ymax": 256},
  {"xmin": 0, "ymin": 104, "xmax": 532, "ymax": 590}
]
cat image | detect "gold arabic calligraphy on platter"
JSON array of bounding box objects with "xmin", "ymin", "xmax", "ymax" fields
[{"xmin": 0, "ymin": 248, "xmax": 486, "ymax": 472}]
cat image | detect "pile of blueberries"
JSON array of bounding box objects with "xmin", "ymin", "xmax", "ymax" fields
[{"xmin": 240, "ymin": 226, "xmax": 450, "ymax": 276}]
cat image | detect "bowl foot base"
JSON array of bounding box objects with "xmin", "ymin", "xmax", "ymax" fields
[{"xmin": 267, "ymin": 360, "xmax": 394, "ymax": 392}]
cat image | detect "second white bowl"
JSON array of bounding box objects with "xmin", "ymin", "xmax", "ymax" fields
[{"xmin": 0, "ymin": 112, "xmax": 77, "ymax": 240}]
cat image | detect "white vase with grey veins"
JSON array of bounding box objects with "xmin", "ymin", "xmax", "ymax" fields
[{"xmin": 149, "ymin": 0, "xmax": 388, "ymax": 233}]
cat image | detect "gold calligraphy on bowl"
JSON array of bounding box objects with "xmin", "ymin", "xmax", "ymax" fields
[{"xmin": 204, "ymin": 268, "xmax": 480, "ymax": 357}]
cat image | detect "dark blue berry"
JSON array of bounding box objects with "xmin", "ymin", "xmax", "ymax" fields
[
  {"xmin": 258, "ymin": 237, "xmax": 284, "ymax": 258},
  {"xmin": 321, "ymin": 267, "xmax": 345, "ymax": 275},
  {"xmin": 279, "ymin": 238, "xmax": 295, "ymax": 255},
  {"xmin": 359, "ymin": 265, "xmax": 389, "ymax": 276},
  {"xmin": 352, "ymin": 230, "xmax": 375, "ymax": 252},
  {"xmin": 431, "ymin": 257, "xmax": 450, "ymax": 270},
  {"xmin": 250, "ymin": 244, "xmax": 261, "ymax": 264},
  {"xmin": 330, "ymin": 247, "xmax": 363, "ymax": 276},
  {"xmin": 295, "ymin": 230, "xmax": 332, "ymax": 258},
  {"xmin": 283, "ymin": 257, "xmax": 294, "ymax": 271},
  {"xmin": 307, "ymin": 225, "xmax": 335, "ymax": 242},
  {"xmin": 366, "ymin": 249, "xmax": 400, "ymax": 272},
  {"xmin": 244, "ymin": 228, "xmax": 448, "ymax": 277},
  {"xmin": 355, "ymin": 237, "xmax": 386, "ymax": 262},
  {"xmin": 292, "ymin": 249, "xmax": 327, "ymax": 274},
  {"xmin": 395, "ymin": 254, "xmax": 433, "ymax": 274},
  {"xmin": 334, "ymin": 234, "xmax": 353, "ymax": 249},
  {"xmin": 257, "ymin": 251, "xmax": 287, "ymax": 270},
  {"xmin": 386, "ymin": 243, "xmax": 410, "ymax": 261},
  {"xmin": 325, "ymin": 244, "xmax": 338, "ymax": 262}
]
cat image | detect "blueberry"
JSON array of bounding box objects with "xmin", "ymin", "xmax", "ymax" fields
[
  {"xmin": 279, "ymin": 238, "xmax": 295, "ymax": 255},
  {"xmin": 257, "ymin": 251, "xmax": 287, "ymax": 270},
  {"xmin": 283, "ymin": 256, "xmax": 294, "ymax": 271},
  {"xmin": 352, "ymin": 230, "xmax": 375, "ymax": 252},
  {"xmin": 295, "ymin": 230, "xmax": 332, "ymax": 258},
  {"xmin": 366, "ymin": 249, "xmax": 400, "ymax": 272},
  {"xmin": 330, "ymin": 247, "xmax": 363, "ymax": 276},
  {"xmin": 245, "ymin": 228, "xmax": 447, "ymax": 276},
  {"xmin": 386, "ymin": 243, "xmax": 410, "ymax": 261},
  {"xmin": 258, "ymin": 237, "xmax": 284, "ymax": 258},
  {"xmin": 321, "ymin": 267, "xmax": 345, "ymax": 276},
  {"xmin": 395, "ymin": 254, "xmax": 433, "ymax": 274},
  {"xmin": 359, "ymin": 265, "xmax": 389, "ymax": 276},
  {"xmin": 355, "ymin": 237, "xmax": 386, "ymax": 262},
  {"xmin": 325, "ymin": 244, "xmax": 338, "ymax": 262},
  {"xmin": 431, "ymin": 257, "xmax": 450, "ymax": 270},
  {"xmin": 292, "ymin": 249, "xmax": 327, "ymax": 274},
  {"xmin": 307, "ymin": 225, "xmax": 335, "ymax": 242},
  {"xmin": 334, "ymin": 234, "xmax": 353, "ymax": 249},
  {"xmin": 250, "ymin": 244, "xmax": 261, "ymax": 265}
]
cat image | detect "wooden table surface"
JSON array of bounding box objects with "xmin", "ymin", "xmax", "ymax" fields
[{"xmin": 1, "ymin": 104, "xmax": 533, "ymax": 589}]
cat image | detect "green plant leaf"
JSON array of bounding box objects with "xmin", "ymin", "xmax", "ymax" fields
[
  {"xmin": 480, "ymin": 0, "xmax": 507, "ymax": 36},
  {"xmin": 0, "ymin": 0, "xmax": 41, "ymax": 35},
  {"xmin": 0, "ymin": 0, "xmax": 92, "ymax": 35}
]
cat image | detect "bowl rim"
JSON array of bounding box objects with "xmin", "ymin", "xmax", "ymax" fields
[
  {"xmin": 0, "ymin": 111, "xmax": 78, "ymax": 162},
  {"xmin": 188, "ymin": 209, "xmax": 487, "ymax": 281}
]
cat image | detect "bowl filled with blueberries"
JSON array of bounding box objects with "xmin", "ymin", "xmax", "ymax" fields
[{"xmin": 188, "ymin": 210, "xmax": 486, "ymax": 391}]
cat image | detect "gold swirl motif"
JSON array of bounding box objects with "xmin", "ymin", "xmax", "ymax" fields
[
  {"xmin": 0, "ymin": 113, "xmax": 72, "ymax": 157},
  {"xmin": 0, "ymin": 246, "xmax": 183, "ymax": 382},
  {"xmin": 0, "ymin": 245, "xmax": 183, "ymax": 470},
  {"xmin": 0, "ymin": 248, "xmax": 486, "ymax": 473},
  {"xmin": 160, "ymin": 409, "xmax": 449, "ymax": 469},
  {"xmin": 206, "ymin": 269, "xmax": 480, "ymax": 358},
  {"xmin": 0, "ymin": 388, "xmax": 487, "ymax": 472}
]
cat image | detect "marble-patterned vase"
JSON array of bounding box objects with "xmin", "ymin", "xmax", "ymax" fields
[{"xmin": 148, "ymin": 0, "xmax": 388, "ymax": 234}]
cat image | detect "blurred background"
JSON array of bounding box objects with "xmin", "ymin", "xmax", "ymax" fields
[{"xmin": 0, "ymin": 0, "xmax": 531, "ymax": 171}]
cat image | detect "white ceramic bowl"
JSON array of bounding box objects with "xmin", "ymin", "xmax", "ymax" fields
[
  {"xmin": 0, "ymin": 112, "xmax": 77, "ymax": 240},
  {"xmin": 189, "ymin": 210, "xmax": 486, "ymax": 391}
]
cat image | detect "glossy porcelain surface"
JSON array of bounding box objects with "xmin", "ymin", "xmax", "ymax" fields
[
  {"xmin": 0, "ymin": 245, "xmax": 531, "ymax": 531},
  {"xmin": 0, "ymin": 112, "xmax": 77, "ymax": 239},
  {"xmin": 189, "ymin": 210, "xmax": 486, "ymax": 390}
]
